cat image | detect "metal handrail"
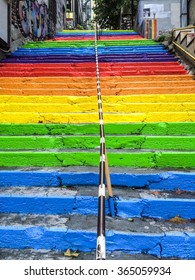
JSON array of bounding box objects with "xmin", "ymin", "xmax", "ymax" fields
[
  {"xmin": 94, "ymin": 22, "xmax": 115, "ymax": 260},
  {"xmin": 94, "ymin": 22, "xmax": 106, "ymax": 260}
]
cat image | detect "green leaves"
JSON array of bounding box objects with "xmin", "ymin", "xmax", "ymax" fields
[{"xmin": 94, "ymin": 0, "xmax": 138, "ymax": 29}]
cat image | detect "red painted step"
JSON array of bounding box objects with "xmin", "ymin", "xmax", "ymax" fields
[
  {"xmin": 0, "ymin": 61, "xmax": 187, "ymax": 77},
  {"xmin": 0, "ymin": 69, "xmax": 187, "ymax": 77},
  {"xmin": 0, "ymin": 62, "xmax": 182, "ymax": 68}
]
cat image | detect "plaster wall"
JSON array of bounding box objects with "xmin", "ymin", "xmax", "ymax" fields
[{"xmin": 138, "ymin": 0, "xmax": 181, "ymax": 35}]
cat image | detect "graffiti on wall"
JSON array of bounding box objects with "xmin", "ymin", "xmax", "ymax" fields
[{"xmin": 16, "ymin": 0, "xmax": 49, "ymax": 39}]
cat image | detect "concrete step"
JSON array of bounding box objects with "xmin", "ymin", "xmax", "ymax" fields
[
  {"xmin": 1, "ymin": 75, "xmax": 192, "ymax": 83},
  {"xmin": 57, "ymin": 30, "xmax": 138, "ymax": 35},
  {"xmin": 0, "ymin": 248, "xmax": 165, "ymax": 260},
  {"xmin": 0, "ymin": 112, "xmax": 194, "ymax": 123},
  {"xmin": 1, "ymin": 61, "xmax": 181, "ymax": 67},
  {"xmin": 1, "ymin": 95, "xmax": 195, "ymax": 105},
  {"xmin": 0, "ymin": 186, "xmax": 194, "ymax": 219},
  {"xmin": 23, "ymin": 39, "xmax": 158, "ymax": 48},
  {"xmin": 0, "ymin": 69, "xmax": 187, "ymax": 77},
  {"xmin": 2, "ymin": 57, "xmax": 177, "ymax": 63},
  {"xmin": 1, "ymin": 80, "xmax": 195, "ymax": 89},
  {"xmin": 1, "ymin": 86, "xmax": 194, "ymax": 94},
  {"xmin": 0, "ymin": 213, "xmax": 194, "ymax": 259},
  {"xmin": 55, "ymin": 35, "xmax": 142, "ymax": 40},
  {"xmin": 0, "ymin": 135, "xmax": 194, "ymax": 151},
  {"xmin": 10, "ymin": 48, "xmax": 168, "ymax": 56},
  {"xmin": 0, "ymin": 150, "xmax": 194, "ymax": 168},
  {"xmin": 57, "ymin": 31, "xmax": 139, "ymax": 36},
  {"xmin": 0, "ymin": 123, "xmax": 194, "ymax": 136},
  {"xmin": 0, "ymin": 103, "xmax": 194, "ymax": 114},
  {"xmin": 0, "ymin": 168, "xmax": 194, "ymax": 191},
  {"xmin": 0, "ymin": 164, "xmax": 194, "ymax": 260}
]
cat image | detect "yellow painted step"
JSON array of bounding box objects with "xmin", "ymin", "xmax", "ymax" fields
[
  {"xmin": 0, "ymin": 94, "xmax": 194, "ymax": 103},
  {"xmin": 0, "ymin": 112, "xmax": 194, "ymax": 123},
  {"xmin": 1, "ymin": 86, "xmax": 195, "ymax": 95},
  {"xmin": 0, "ymin": 103, "xmax": 194, "ymax": 113}
]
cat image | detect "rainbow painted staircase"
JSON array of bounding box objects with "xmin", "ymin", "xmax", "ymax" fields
[{"xmin": 0, "ymin": 30, "xmax": 195, "ymax": 260}]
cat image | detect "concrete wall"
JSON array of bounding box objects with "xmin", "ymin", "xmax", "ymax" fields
[
  {"xmin": 56, "ymin": 0, "xmax": 67, "ymax": 31},
  {"xmin": 0, "ymin": 0, "xmax": 8, "ymax": 44},
  {"xmin": 0, "ymin": 0, "xmax": 9, "ymax": 58},
  {"xmin": 138, "ymin": 0, "xmax": 180, "ymax": 36},
  {"xmin": 10, "ymin": 0, "xmax": 66, "ymax": 52}
]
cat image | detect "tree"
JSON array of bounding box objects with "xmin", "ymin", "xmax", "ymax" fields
[{"xmin": 93, "ymin": 0, "xmax": 138, "ymax": 29}]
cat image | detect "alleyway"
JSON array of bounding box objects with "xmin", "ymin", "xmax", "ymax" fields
[{"xmin": 0, "ymin": 30, "xmax": 195, "ymax": 260}]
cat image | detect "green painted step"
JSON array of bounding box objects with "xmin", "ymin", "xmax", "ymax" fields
[
  {"xmin": 0, "ymin": 151, "xmax": 194, "ymax": 168},
  {"xmin": 0, "ymin": 135, "xmax": 194, "ymax": 151},
  {"xmin": 23, "ymin": 40, "xmax": 157, "ymax": 48},
  {"xmin": 0, "ymin": 123, "xmax": 195, "ymax": 136}
]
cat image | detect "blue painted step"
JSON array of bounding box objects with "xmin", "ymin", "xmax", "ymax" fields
[
  {"xmin": 0, "ymin": 214, "xmax": 194, "ymax": 259},
  {"xmin": 0, "ymin": 182, "xmax": 195, "ymax": 219},
  {"xmin": 0, "ymin": 170, "xmax": 194, "ymax": 191}
]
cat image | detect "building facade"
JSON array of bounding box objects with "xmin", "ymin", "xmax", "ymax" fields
[
  {"xmin": 0, "ymin": 0, "xmax": 67, "ymax": 54},
  {"xmin": 138, "ymin": 0, "xmax": 181, "ymax": 38},
  {"xmin": 180, "ymin": 0, "xmax": 195, "ymax": 26}
]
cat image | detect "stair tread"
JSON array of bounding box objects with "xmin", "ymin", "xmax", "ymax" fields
[
  {"xmin": 0, "ymin": 214, "xmax": 194, "ymax": 233},
  {"xmin": 0, "ymin": 248, "xmax": 174, "ymax": 260},
  {"xmin": 0, "ymin": 186, "xmax": 194, "ymax": 199}
]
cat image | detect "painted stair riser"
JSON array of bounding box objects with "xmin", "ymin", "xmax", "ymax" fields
[
  {"xmin": 14, "ymin": 46, "xmax": 166, "ymax": 51},
  {"xmin": 11, "ymin": 49, "xmax": 169, "ymax": 56},
  {"xmin": 7, "ymin": 52, "xmax": 170, "ymax": 57},
  {"xmin": 6, "ymin": 56, "xmax": 175, "ymax": 63},
  {"xmin": 2, "ymin": 81, "xmax": 195, "ymax": 90},
  {"xmin": 0, "ymin": 195, "xmax": 195, "ymax": 219},
  {"xmin": 0, "ymin": 70, "xmax": 187, "ymax": 77},
  {"xmin": 0, "ymin": 152, "xmax": 194, "ymax": 168},
  {"xmin": 23, "ymin": 40, "xmax": 158, "ymax": 48},
  {"xmin": 0, "ymin": 227, "xmax": 194, "ymax": 259},
  {"xmin": 0, "ymin": 67, "xmax": 186, "ymax": 74},
  {"xmin": 0, "ymin": 136, "xmax": 195, "ymax": 150},
  {"xmin": 1, "ymin": 61, "xmax": 180, "ymax": 67},
  {"xmin": 0, "ymin": 123, "xmax": 194, "ymax": 136},
  {"xmin": 9, "ymin": 51, "xmax": 170, "ymax": 57},
  {"xmin": 0, "ymin": 61, "xmax": 186, "ymax": 70},
  {"xmin": 0, "ymin": 103, "xmax": 194, "ymax": 114},
  {"xmin": 1, "ymin": 87, "xmax": 194, "ymax": 95},
  {"xmin": 0, "ymin": 112, "xmax": 194, "ymax": 123},
  {"xmin": 7, "ymin": 56, "xmax": 173, "ymax": 62},
  {"xmin": 54, "ymin": 36, "xmax": 143, "ymax": 40},
  {"xmin": 0, "ymin": 171, "xmax": 194, "ymax": 191},
  {"xmin": 1, "ymin": 96, "xmax": 195, "ymax": 106},
  {"xmin": 0, "ymin": 75, "xmax": 192, "ymax": 82}
]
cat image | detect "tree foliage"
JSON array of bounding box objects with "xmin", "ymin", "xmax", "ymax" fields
[{"xmin": 94, "ymin": 0, "xmax": 138, "ymax": 29}]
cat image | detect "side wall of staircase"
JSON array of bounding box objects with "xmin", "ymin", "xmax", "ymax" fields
[{"xmin": 172, "ymin": 26, "xmax": 195, "ymax": 69}]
